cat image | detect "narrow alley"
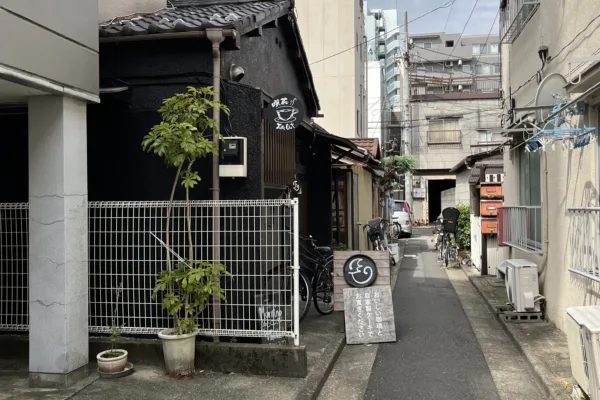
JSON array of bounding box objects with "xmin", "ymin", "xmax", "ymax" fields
[{"xmin": 319, "ymin": 228, "xmax": 546, "ymax": 400}]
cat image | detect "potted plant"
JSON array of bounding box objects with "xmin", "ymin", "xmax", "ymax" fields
[
  {"xmin": 143, "ymin": 86, "xmax": 231, "ymax": 376},
  {"xmin": 97, "ymin": 283, "xmax": 128, "ymax": 374}
]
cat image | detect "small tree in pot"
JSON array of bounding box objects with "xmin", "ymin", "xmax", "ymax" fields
[
  {"xmin": 143, "ymin": 86, "xmax": 230, "ymax": 376},
  {"xmin": 97, "ymin": 283, "xmax": 128, "ymax": 374}
]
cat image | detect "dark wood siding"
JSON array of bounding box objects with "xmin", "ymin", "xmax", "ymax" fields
[{"xmin": 264, "ymin": 121, "xmax": 295, "ymax": 186}]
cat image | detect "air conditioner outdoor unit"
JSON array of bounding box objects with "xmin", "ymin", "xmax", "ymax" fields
[
  {"xmin": 499, "ymin": 259, "xmax": 540, "ymax": 312},
  {"xmin": 565, "ymin": 306, "xmax": 600, "ymax": 399},
  {"xmin": 445, "ymin": 61, "xmax": 454, "ymax": 67}
]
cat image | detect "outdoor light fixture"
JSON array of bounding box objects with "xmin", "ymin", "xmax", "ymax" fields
[
  {"xmin": 229, "ymin": 64, "xmax": 245, "ymax": 82},
  {"xmin": 538, "ymin": 45, "xmax": 550, "ymax": 64}
]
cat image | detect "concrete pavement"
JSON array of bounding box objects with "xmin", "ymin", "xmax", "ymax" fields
[
  {"xmin": 319, "ymin": 228, "xmax": 546, "ymax": 400},
  {"xmin": 364, "ymin": 230, "xmax": 500, "ymax": 400}
]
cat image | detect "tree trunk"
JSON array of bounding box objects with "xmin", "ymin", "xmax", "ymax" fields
[
  {"xmin": 166, "ymin": 164, "xmax": 183, "ymax": 272},
  {"xmin": 186, "ymin": 162, "xmax": 195, "ymax": 263}
]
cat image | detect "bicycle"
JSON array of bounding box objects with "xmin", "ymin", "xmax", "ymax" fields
[
  {"xmin": 264, "ymin": 234, "xmax": 334, "ymax": 322},
  {"xmin": 364, "ymin": 218, "xmax": 396, "ymax": 266},
  {"xmin": 438, "ymin": 208, "xmax": 460, "ymax": 268}
]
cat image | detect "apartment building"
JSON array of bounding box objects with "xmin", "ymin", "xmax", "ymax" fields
[
  {"xmin": 497, "ymin": 0, "xmax": 600, "ymax": 341},
  {"xmin": 296, "ymin": 0, "xmax": 367, "ymax": 138},
  {"xmin": 0, "ymin": 0, "xmax": 99, "ymax": 388},
  {"xmin": 364, "ymin": 5, "xmax": 400, "ymax": 147},
  {"xmin": 407, "ymin": 32, "xmax": 503, "ymax": 223}
]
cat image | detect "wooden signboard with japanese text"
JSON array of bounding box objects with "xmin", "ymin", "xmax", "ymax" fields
[
  {"xmin": 343, "ymin": 286, "xmax": 396, "ymax": 344},
  {"xmin": 334, "ymin": 250, "xmax": 394, "ymax": 339}
]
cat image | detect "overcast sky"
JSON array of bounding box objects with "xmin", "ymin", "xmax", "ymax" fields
[{"xmin": 366, "ymin": 0, "xmax": 499, "ymax": 36}]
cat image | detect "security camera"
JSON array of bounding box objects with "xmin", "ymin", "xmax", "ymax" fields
[{"xmin": 229, "ymin": 64, "xmax": 245, "ymax": 82}]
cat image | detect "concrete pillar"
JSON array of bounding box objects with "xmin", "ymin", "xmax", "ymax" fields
[{"xmin": 27, "ymin": 96, "xmax": 89, "ymax": 388}]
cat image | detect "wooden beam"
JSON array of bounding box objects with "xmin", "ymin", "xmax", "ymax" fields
[
  {"xmin": 265, "ymin": 18, "xmax": 279, "ymax": 28},
  {"xmin": 247, "ymin": 25, "xmax": 263, "ymax": 37}
]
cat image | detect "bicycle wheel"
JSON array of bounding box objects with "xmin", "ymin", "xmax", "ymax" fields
[
  {"xmin": 264, "ymin": 266, "xmax": 311, "ymax": 322},
  {"xmin": 297, "ymin": 269, "xmax": 312, "ymax": 321},
  {"xmin": 444, "ymin": 245, "xmax": 449, "ymax": 268},
  {"xmin": 313, "ymin": 260, "xmax": 334, "ymax": 315}
]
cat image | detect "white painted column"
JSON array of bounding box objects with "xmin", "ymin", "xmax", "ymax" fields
[{"xmin": 28, "ymin": 96, "xmax": 89, "ymax": 388}]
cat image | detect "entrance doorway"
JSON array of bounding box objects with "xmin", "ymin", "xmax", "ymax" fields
[{"xmin": 427, "ymin": 179, "xmax": 456, "ymax": 223}]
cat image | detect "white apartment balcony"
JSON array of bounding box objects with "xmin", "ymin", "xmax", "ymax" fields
[
  {"xmin": 385, "ymin": 67, "xmax": 399, "ymax": 81},
  {"xmin": 387, "ymin": 81, "xmax": 400, "ymax": 95},
  {"xmin": 500, "ymin": 0, "xmax": 540, "ymax": 44},
  {"xmin": 389, "ymin": 94, "xmax": 401, "ymax": 106},
  {"xmin": 386, "ymin": 40, "xmax": 400, "ymax": 55}
]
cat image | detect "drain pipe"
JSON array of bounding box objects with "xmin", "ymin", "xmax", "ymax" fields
[
  {"xmin": 207, "ymin": 28, "xmax": 225, "ymax": 342},
  {"xmin": 538, "ymin": 150, "xmax": 549, "ymax": 283}
]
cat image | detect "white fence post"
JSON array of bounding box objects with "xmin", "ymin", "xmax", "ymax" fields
[{"xmin": 292, "ymin": 198, "xmax": 300, "ymax": 347}]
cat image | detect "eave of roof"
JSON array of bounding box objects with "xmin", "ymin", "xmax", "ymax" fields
[
  {"xmin": 450, "ymin": 146, "xmax": 502, "ymax": 173},
  {"xmin": 98, "ymin": 1, "xmax": 320, "ymax": 114}
]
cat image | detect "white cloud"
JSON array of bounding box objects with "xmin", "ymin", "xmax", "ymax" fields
[{"xmin": 365, "ymin": 0, "xmax": 499, "ymax": 35}]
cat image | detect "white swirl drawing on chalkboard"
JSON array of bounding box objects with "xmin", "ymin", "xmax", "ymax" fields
[{"xmin": 348, "ymin": 258, "xmax": 374, "ymax": 285}]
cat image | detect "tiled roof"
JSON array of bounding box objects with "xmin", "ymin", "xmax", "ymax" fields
[
  {"xmin": 350, "ymin": 138, "xmax": 380, "ymax": 158},
  {"xmin": 99, "ymin": 0, "xmax": 289, "ymax": 37}
]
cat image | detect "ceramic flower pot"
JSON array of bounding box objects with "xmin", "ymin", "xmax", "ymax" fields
[
  {"xmin": 97, "ymin": 349, "xmax": 128, "ymax": 373},
  {"xmin": 158, "ymin": 328, "xmax": 199, "ymax": 376}
]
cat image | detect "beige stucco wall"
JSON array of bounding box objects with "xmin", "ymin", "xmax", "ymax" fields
[
  {"xmin": 501, "ymin": 0, "xmax": 600, "ymax": 333},
  {"xmin": 98, "ymin": 0, "xmax": 166, "ymax": 21},
  {"xmin": 411, "ymin": 99, "xmax": 501, "ymax": 170},
  {"xmin": 355, "ymin": 166, "xmax": 374, "ymax": 250},
  {"xmin": 297, "ymin": 0, "xmax": 366, "ymax": 137}
]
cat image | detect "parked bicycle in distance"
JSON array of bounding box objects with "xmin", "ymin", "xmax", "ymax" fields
[{"xmin": 364, "ymin": 217, "xmax": 396, "ymax": 266}]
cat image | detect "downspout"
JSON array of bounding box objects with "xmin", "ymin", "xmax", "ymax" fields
[
  {"xmin": 539, "ymin": 150, "xmax": 549, "ymax": 283},
  {"xmin": 207, "ymin": 28, "xmax": 225, "ymax": 342}
]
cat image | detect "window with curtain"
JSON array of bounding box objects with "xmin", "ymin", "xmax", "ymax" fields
[{"xmin": 428, "ymin": 118, "xmax": 460, "ymax": 144}]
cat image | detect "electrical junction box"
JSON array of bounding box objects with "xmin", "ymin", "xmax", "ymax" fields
[{"xmin": 219, "ymin": 137, "xmax": 247, "ymax": 178}]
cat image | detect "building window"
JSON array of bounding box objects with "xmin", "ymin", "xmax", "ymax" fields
[
  {"xmin": 462, "ymin": 64, "xmax": 471, "ymax": 73},
  {"xmin": 490, "ymin": 43, "xmax": 499, "ymax": 54},
  {"xmin": 415, "ymin": 42, "xmax": 432, "ymax": 49},
  {"xmin": 427, "ymin": 118, "xmax": 460, "ymax": 144},
  {"xmin": 472, "ymin": 44, "xmax": 487, "ymax": 55},
  {"xmin": 518, "ymin": 150, "xmax": 542, "ymax": 245},
  {"xmin": 494, "ymin": 64, "xmax": 501, "ymax": 74},
  {"xmin": 445, "ymin": 40, "xmax": 454, "ymax": 47},
  {"xmin": 474, "ymin": 63, "xmax": 491, "ymax": 75},
  {"xmin": 478, "ymin": 130, "xmax": 493, "ymax": 143}
]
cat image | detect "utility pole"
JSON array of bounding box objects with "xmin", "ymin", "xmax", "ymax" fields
[{"xmin": 402, "ymin": 11, "xmax": 412, "ymax": 207}]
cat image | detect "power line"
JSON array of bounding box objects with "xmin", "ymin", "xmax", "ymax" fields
[
  {"xmin": 443, "ymin": 7, "xmax": 500, "ymax": 114},
  {"xmin": 446, "ymin": 0, "xmax": 479, "ymax": 60},
  {"xmin": 309, "ymin": 0, "xmax": 455, "ymax": 66},
  {"xmin": 442, "ymin": 0, "xmax": 454, "ymax": 33}
]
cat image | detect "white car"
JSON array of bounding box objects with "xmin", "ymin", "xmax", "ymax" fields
[{"xmin": 391, "ymin": 200, "xmax": 413, "ymax": 237}]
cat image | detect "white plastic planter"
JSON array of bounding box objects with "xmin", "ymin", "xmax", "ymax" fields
[
  {"xmin": 97, "ymin": 349, "xmax": 128, "ymax": 373},
  {"xmin": 158, "ymin": 328, "xmax": 199, "ymax": 376},
  {"xmin": 389, "ymin": 243, "xmax": 400, "ymax": 264}
]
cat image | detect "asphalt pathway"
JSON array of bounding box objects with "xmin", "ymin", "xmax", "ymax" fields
[{"xmin": 364, "ymin": 229, "xmax": 500, "ymax": 400}]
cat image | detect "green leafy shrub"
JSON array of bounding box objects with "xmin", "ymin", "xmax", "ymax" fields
[
  {"xmin": 330, "ymin": 242, "xmax": 348, "ymax": 251},
  {"xmin": 456, "ymin": 203, "xmax": 471, "ymax": 249}
]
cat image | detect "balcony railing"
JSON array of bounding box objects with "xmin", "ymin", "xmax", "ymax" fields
[
  {"xmin": 386, "ymin": 40, "xmax": 400, "ymax": 54},
  {"xmin": 568, "ymin": 208, "xmax": 600, "ymax": 282},
  {"xmin": 410, "ymin": 76, "xmax": 501, "ymax": 100},
  {"xmin": 385, "ymin": 67, "xmax": 399, "ymax": 81},
  {"xmin": 387, "ymin": 81, "xmax": 400, "ymax": 94},
  {"xmin": 500, "ymin": 0, "xmax": 540, "ymax": 44},
  {"xmin": 427, "ymin": 130, "xmax": 461, "ymax": 145},
  {"xmin": 499, "ymin": 206, "xmax": 542, "ymax": 253}
]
